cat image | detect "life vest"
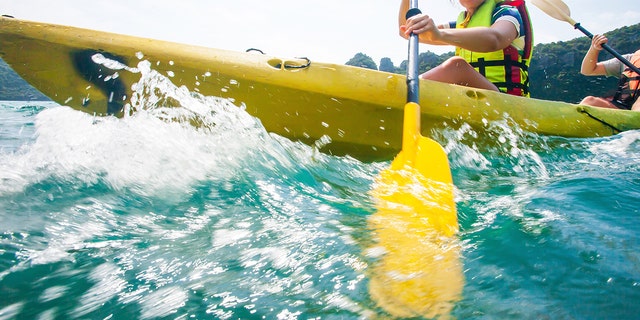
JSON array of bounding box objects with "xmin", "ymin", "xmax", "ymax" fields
[
  {"xmin": 455, "ymin": 0, "xmax": 533, "ymax": 97},
  {"xmin": 612, "ymin": 49, "xmax": 640, "ymax": 110}
]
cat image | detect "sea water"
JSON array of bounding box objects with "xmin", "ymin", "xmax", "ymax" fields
[{"xmin": 1, "ymin": 70, "xmax": 639, "ymax": 319}]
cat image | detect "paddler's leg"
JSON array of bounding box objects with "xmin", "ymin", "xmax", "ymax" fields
[
  {"xmin": 420, "ymin": 56, "xmax": 499, "ymax": 92},
  {"xmin": 580, "ymin": 96, "xmax": 621, "ymax": 109}
]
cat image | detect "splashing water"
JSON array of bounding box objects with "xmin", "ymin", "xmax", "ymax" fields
[{"xmin": 1, "ymin": 60, "xmax": 639, "ymax": 319}]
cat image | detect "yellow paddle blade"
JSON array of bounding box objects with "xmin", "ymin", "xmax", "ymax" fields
[
  {"xmin": 386, "ymin": 102, "xmax": 457, "ymax": 232},
  {"xmin": 368, "ymin": 102, "xmax": 462, "ymax": 318}
]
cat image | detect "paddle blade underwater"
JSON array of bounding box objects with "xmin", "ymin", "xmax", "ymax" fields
[{"xmin": 368, "ymin": 102, "xmax": 463, "ymax": 318}]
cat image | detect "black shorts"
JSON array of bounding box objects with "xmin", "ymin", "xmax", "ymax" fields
[{"xmin": 610, "ymin": 99, "xmax": 633, "ymax": 110}]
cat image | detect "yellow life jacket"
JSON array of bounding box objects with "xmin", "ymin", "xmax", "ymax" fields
[
  {"xmin": 456, "ymin": 0, "xmax": 533, "ymax": 97},
  {"xmin": 612, "ymin": 49, "xmax": 640, "ymax": 109}
]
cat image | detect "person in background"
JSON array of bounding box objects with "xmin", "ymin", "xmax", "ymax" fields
[
  {"xmin": 579, "ymin": 34, "xmax": 640, "ymax": 111},
  {"xmin": 398, "ymin": 0, "xmax": 533, "ymax": 97}
]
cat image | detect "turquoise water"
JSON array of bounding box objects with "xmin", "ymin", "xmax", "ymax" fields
[{"xmin": 1, "ymin": 76, "xmax": 639, "ymax": 319}]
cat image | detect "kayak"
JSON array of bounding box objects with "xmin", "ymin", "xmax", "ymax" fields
[{"xmin": 1, "ymin": 16, "xmax": 639, "ymax": 161}]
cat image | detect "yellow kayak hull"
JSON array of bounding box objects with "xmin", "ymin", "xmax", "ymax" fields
[{"xmin": 1, "ymin": 16, "xmax": 639, "ymax": 161}]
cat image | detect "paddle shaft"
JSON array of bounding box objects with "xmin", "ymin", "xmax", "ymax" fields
[
  {"xmin": 406, "ymin": 0, "xmax": 420, "ymax": 104},
  {"xmin": 573, "ymin": 23, "xmax": 640, "ymax": 75}
]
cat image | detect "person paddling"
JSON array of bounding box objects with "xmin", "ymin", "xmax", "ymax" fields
[
  {"xmin": 398, "ymin": 0, "xmax": 534, "ymax": 97},
  {"xmin": 579, "ymin": 34, "xmax": 640, "ymax": 111}
]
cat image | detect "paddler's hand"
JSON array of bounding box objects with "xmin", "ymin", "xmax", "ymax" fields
[
  {"xmin": 590, "ymin": 34, "xmax": 608, "ymax": 51},
  {"xmin": 400, "ymin": 13, "xmax": 441, "ymax": 42}
]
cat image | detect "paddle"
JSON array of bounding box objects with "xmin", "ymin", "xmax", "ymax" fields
[
  {"xmin": 530, "ymin": 0, "xmax": 640, "ymax": 75},
  {"xmin": 367, "ymin": 0, "xmax": 462, "ymax": 317}
]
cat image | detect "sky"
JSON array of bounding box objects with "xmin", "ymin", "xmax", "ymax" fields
[{"xmin": 3, "ymin": 0, "xmax": 639, "ymax": 66}]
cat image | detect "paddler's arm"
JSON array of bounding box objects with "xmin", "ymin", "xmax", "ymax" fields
[
  {"xmin": 398, "ymin": 0, "xmax": 410, "ymax": 29},
  {"xmin": 398, "ymin": 0, "xmax": 517, "ymax": 52},
  {"xmin": 426, "ymin": 22, "xmax": 518, "ymax": 52},
  {"xmin": 398, "ymin": 0, "xmax": 449, "ymax": 45},
  {"xmin": 581, "ymin": 34, "xmax": 608, "ymax": 76}
]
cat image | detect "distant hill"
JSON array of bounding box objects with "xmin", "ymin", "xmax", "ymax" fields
[
  {"xmin": 529, "ymin": 24, "xmax": 640, "ymax": 103},
  {"xmin": 1, "ymin": 23, "xmax": 639, "ymax": 103}
]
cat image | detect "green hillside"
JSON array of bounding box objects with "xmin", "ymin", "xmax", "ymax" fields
[{"xmin": 529, "ymin": 24, "xmax": 640, "ymax": 103}]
